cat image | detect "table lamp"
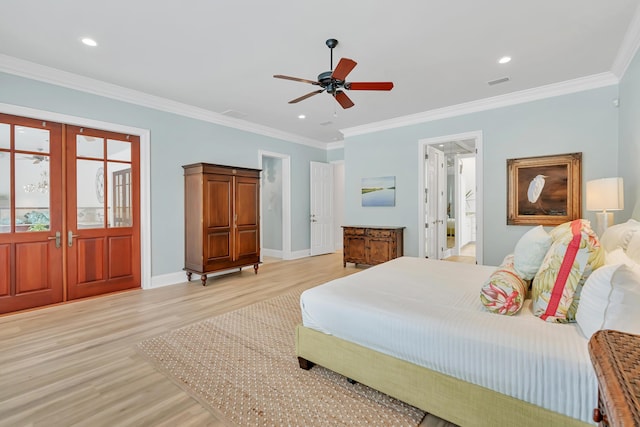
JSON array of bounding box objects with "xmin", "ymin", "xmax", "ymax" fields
[{"xmin": 586, "ymin": 177, "xmax": 624, "ymax": 237}]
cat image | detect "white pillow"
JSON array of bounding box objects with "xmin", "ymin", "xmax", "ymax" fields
[
  {"xmin": 603, "ymin": 264, "xmax": 640, "ymax": 335},
  {"xmin": 576, "ymin": 263, "xmax": 640, "ymax": 338},
  {"xmin": 626, "ymin": 232, "xmax": 640, "ymax": 264},
  {"xmin": 513, "ymin": 225, "xmax": 552, "ymax": 280},
  {"xmin": 600, "ymin": 219, "xmax": 640, "ymax": 252},
  {"xmin": 605, "ymin": 247, "xmax": 635, "ymax": 266}
]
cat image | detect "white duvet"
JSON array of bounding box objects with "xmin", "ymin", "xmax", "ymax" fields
[{"xmin": 300, "ymin": 256, "xmax": 597, "ymax": 424}]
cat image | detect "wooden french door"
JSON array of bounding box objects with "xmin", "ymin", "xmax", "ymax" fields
[
  {"xmin": 0, "ymin": 114, "xmax": 64, "ymax": 313},
  {"xmin": 0, "ymin": 114, "xmax": 140, "ymax": 314},
  {"xmin": 65, "ymin": 125, "xmax": 140, "ymax": 300}
]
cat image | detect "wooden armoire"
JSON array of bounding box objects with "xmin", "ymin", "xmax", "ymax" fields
[{"xmin": 183, "ymin": 163, "xmax": 261, "ymax": 285}]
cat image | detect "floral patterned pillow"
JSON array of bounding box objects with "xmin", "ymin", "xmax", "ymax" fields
[
  {"xmin": 532, "ymin": 219, "xmax": 604, "ymax": 323},
  {"xmin": 480, "ymin": 254, "xmax": 529, "ymax": 315}
]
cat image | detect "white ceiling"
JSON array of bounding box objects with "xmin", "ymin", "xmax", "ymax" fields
[{"xmin": 1, "ymin": 1, "xmax": 639, "ymax": 146}]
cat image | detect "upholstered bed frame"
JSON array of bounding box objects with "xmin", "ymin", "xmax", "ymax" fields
[{"xmin": 296, "ymin": 324, "xmax": 592, "ymax": 427}]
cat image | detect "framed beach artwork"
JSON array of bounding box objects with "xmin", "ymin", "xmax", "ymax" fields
[
  {"xmin": 361, "ymin": 176, "xmax": 396, "ymax": 207},
  {"xmin": 507, "ymin": 152, "xmax": 582, "ymax": 226}
]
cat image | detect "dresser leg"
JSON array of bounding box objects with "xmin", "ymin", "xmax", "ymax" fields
[
  {"xmin": 200, "ymin": 274, "xmax": 207, "ymax": 286},
  {"xmin": 254, "ymin": 263, "xmax": 259, "ymax": 274},
  {"xmin": 186, "ymin": 271, "xmax": 192, "ymax": 281}
]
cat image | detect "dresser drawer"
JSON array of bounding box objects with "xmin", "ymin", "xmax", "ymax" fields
[
  {"xmin": 367, "ymin": 229, "xmax": 392, "ymax": 238},
  {"xmin": 343, "ymin": 227, "xmax": 365, "ymax": 236}
]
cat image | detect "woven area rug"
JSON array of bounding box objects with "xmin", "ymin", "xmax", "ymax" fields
[{"xmin": 136, "ymin": 291, "xmax": 427, "ymax": 426}]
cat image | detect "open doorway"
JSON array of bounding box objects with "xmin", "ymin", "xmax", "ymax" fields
[
  {"xmin": 259, "ymin": 151, "xmax": 291, "ymax": 260},
  {"xmin": 418, "ymin": 132, "xmax": 483, "ymax": 264}
]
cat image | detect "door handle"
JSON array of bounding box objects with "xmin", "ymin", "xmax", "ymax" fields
[
  {"xmin": 68, "ymin": 231, "xmax": 79, "ymax": 247},
  {"xmin": 47, "ymin": 231, "xmax": 61, "ymax": 248}
]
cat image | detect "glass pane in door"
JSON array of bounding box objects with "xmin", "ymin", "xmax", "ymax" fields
[
  {"xmin": 0, "ymin": 153, "xmax": 10, "ymax": 233},
  {"xmin": 15, "ymin": 126, "xmax": 49, "ymax": 154},
  {"xmin": 107, "ymin": 139, "xmax": 131, "ymax": 161},
  {"xmin": 76, "ymin": 135, "xmax": 103, "ymax": 158},
  {"xmin": 15, "ymin": 153, "xmax": 50, "ymax": 232},
  {"xmin": 107, "ymin": 162, "xmax": 131, "ymax": 227},
  {"xmin": 0, "ymin": 123, "xmax": 9, "ymax": 149},
  {"xmin": 77, "ymin": 159, "xmax": 105, "ymax": 229}
]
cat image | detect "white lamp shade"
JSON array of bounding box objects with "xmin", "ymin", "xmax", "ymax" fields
[{"xmin": 586, "ymin": 177, "xmax": 624, "ymax": 211}]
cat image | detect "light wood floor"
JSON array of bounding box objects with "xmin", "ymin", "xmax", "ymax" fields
[{"xmin": 0, "ymin": 253, "xmax": 454, "ymax": 427}]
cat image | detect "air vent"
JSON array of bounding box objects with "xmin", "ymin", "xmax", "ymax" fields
[
  {"xmin": 220, "ymin": 109, "xmax": 248, "ymax": 119},
  {"xmin": 319, "ymin": 121, "xmax": 333, "ymax": 126},
  {"xmin": 488, "ymin": 77, "xmax": 510, "ymax": 86}
]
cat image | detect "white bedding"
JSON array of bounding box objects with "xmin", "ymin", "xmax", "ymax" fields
[{"xmin": 300, "ymin": 256, "xmax": 598, "ymax": 424}]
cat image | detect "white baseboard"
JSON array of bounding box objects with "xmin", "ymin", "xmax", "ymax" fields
[
  {"xmin": 262, "ymin": 248, "xmax": 283, "ymax": 258},
  {"xmin": 149, "ymin": 271, "xmax": 187, "ymax": 289},
  {"xmin": 149, "ymin": 249, "xmax": 312, "ymax": 289},
  {"xmin": 285, "ymin": 249, "xmax": 310, "ymax": 260}
]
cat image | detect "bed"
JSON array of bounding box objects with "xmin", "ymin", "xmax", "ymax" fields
[{"xmin": 296, "ymin": 256, "xmax": 597, "ymax": 427}]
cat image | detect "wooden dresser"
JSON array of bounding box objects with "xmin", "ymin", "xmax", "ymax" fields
[
  {"xmin": 183, "ymin": 163, "xmax": 261, "ymax": 285},
  {"xmin": 342, "ymin": 226, "xmax": 404, "ymax": 267},
  {"xmin": 588, "ymin": 329, "xmax": 640, "ymax": 426}
]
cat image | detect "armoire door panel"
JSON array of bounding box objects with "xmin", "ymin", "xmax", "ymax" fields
[
  {"xmin": 235, "ymin": 180, "xmax": 258, "ymax": 225},
  {"xmin": 0, "ymin": 244, "xmax": 8, "ymax": 296},
  {"xmin": 206, "ymin": 179, "xmax": 231, "ymax": 228},
  {"xmin": 15, "ymin": 242, "xmax": 51, "ymax": 293},
  {"xmin": 207, "ymin": 232, "xmax": 231, "ymax": 260},
  {"xmin": 76, "ymin": 237, "xmax": 105, "ymax": 284},
  {"xmin": 236, "ymin": 229, "xmax": 258, "ymax": 257},
  {"xmin": 108, "ymin": 235, "xmax": 132, "ymax": 279}
]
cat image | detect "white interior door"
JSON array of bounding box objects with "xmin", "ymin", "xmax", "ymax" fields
[
  {"xmin": 425, "ymin": 146, "xmax": 446, "ymax": 259},
  {"xmin": 310, "ymin": 161, "xmax": 333, "ymax": 256}
]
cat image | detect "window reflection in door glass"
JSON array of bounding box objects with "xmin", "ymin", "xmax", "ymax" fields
[
  {"xmin": 0, "ymin": 123, "xmax": 9, "ymax": 149},
  {"xmin": 107, "ymin": 139, "xmax": 131, "ymax": 161},
  {"xmin": 108, "ymin": 162, "xmax": 132, "ymax": 227},
  {"xmin": 76, "ymin": 135, "xmax": 103, "ymax": 159},
  {"xmin": 0, "ymin": 153, "xmax": 10, "ymax": 233},
  {"xmin": 15, "ymin": 153, "xmax": 50, "ymax": 232},
  {"xmin": 15, "ymin": 126, "xmax": 49, "ymax": 153},
  {"xmin": 77, "ymin": 159, "xmax": 105, "ymax": 229}
]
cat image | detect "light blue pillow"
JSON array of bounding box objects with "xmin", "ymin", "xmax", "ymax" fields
[{"xmin": 513, "ymin": 225, "xmax": 552, "ymax": 280}]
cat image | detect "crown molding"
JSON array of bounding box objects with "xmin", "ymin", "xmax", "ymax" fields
[
  {"xmin": 0, "ymin": 54, "xmax": 327, "ymax": 149},
  {"xmin": 611, "ymin": 3, "xmax": 640, "ymax": 79},
  {"xmin": 325, "ymin": 141, "xmax": 345, "ymax": 150},
  {"xmin": 341, "ymin": 72, "xmax": 619, "ymax": 138}
]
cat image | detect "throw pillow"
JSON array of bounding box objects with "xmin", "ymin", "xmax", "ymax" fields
[
  {"xmin": 480, "ymin": 254, "xmax": 529, "ymax": 315},
  {"xmin": 513, "ymin": 225, "xmax": 552, "ymax": 280},
  {"xmin": 532, "ymin": 219, "xmax": 604, "ymax": 323}
]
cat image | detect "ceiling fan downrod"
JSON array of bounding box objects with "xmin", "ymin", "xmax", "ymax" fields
[{"xmin": 326, "ymin": 38, "xmax": 338, "ymax": 70}]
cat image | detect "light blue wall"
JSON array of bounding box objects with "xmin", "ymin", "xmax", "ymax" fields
[
  {"xmin": 619, "ymin": 47, "xmax": 640, "ymax": 220},
  {"xmin": 0, "ymin": 72, "xmax": 327, "ymax": 276},
  {"xmin": 345, "ymin": 86, "xmax": 620, "ymax": 266},
  {"xmin": 327, "ymin": 147, "xmax": 344, "ymax": 162}
]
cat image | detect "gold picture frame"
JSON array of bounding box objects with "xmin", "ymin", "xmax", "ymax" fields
[{"xmin": 507, "ymin": 152, "xmax": 582, "ymax": 226}]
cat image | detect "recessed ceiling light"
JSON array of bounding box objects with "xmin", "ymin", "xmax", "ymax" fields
[
  {"xmin": 81, "ymin": 37, "xmax": 98, "ymax": 47},
  {"xmin": 298, "ymin": 114, "xmax": 306, "ymax": 119},
  {"xmin": 498, "ymin": 56, "xmax": 511, "ymax": 64}
]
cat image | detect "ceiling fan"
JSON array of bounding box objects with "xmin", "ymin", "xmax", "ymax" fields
[{"xmin": 273, "ymin": 38, "xmax": 394, "ymax": 109}]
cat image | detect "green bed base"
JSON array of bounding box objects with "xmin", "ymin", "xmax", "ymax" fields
[{"xmin": 296, "ymin": 324, "xmax": 593, "ymax": 427}]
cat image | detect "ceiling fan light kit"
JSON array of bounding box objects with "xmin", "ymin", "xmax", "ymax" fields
[{"xmin": 274, "ymin": 38, "xmax": 394, "ymax": 109}]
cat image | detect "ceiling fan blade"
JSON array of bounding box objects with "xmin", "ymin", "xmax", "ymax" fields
[
  {"xmin": 289, "ymin": 89, "xmax": 325, "ymax": 104},
  {"xmin": 334, "ymin": 90, "xmax": 355, "ymax": 109},
  {"xmin": 274, "ymin": 75, "xmax": 320, "ymax": 85},
  {"xmin": 331, "ymin": 58, "xmax": 357, "ymax": 81},
  {"xmin": 346, "ymin": 82, "xmax": 394, "ymax": 91}
]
